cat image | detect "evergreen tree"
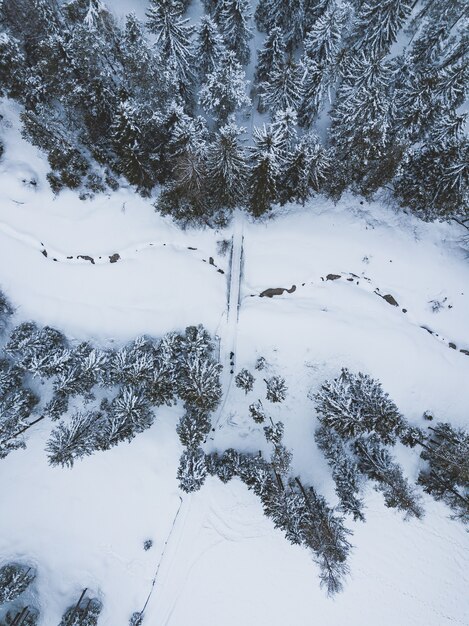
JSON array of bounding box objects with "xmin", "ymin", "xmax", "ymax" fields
[
  {"xmin": 248, "ymin": 125, "xmax": 283, "ymax": 217},
  {"xmin": 0, "ymin": 563, "xmax": 36, "ymax": 605},
  {"xmin": 199, "ymin": 51, "xmax": 251, "ymax": 124},
  {"xmin": 249, "ymin": 399, "xmax": 267, "ymax": 424},
  {"xmin": 315, "ymin": 425, "xmax": 365, "ymax": 521},
  {"xmin": 176, "ymin": 407, "xmax": 211, "ymax": 447},
  {"xmin": 0, "ymin": 289, "xmax": 13, "ymax": 334},
  {"xmin": 254, "ymin": 27, "xmax": 285, "ymax": 84},
  {"xmin": 258, "ymin": 56, "xmax": 304, "ymax": 114},
  {"xmin": 218, "ymin": 0, "xmax": 252, "ymax": 66},
  {"xmin": 46, "ymin": 411, "xmax": 102, "ymax": 468},
  {"xmin": 110, "ymin": 96, "xmax": 155, "ymax": 191},
  {"xmin": 235, "ymin": 368, "xmax": 255, "ymax": 394},
  {"xmin": 194, "ymin": 15, "xmax": 226, "ymax": 81},
  {"xmin": 418, "ymin": 423, "xmax": 469, "ymax": 523},
  {"xmin": 281, "ymin": 132, "xmax": 331, "ymax": 204},
  {"xmin": 177, "ymin": 446, "xmax": 208, "ymax": 492},
  {"xmin": 314, "ymin": 369, "xmax": 404, "ymax": 445},
  {"xmin": 58, "ymin": 592, "xmax": 102, "ymax": 626},
  {"xmin": 146, "ymin": 0, "xmax": 195, "ymax": 84},
  {"xmin": 353, "ymin": 0, "xmax": 413, "ymax": 57},
  {"xmin": 178, "ymin": 353, "xmax": 222, "ymax": 412},
  {"xmin": 355, "ymin": 436, "xmax": 423, "ymax": 518},
  {"xmin": 265, "ymin": 375, "xmax": 287, "ymax": 403},
  {"xmin": 102, "ymin": 387, "xmax": 154, "ymax": 447},
  {"xmin": 206, "ymin": 122, "xmax": 249, "ymax": 209},
  {"xmin": 271, "ymin": 107, "xmax": 298, "ymax": 153}
]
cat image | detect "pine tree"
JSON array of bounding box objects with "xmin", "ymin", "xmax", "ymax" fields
[
  {"xmin": 0, "ymin": 289, "xmax": 13, "ymax": 334},
  {"xmin": 235, "ymin": 368, "xmax": 255, "ymax": 394},
  {"xmin": 176, "ymin": 407, "xmax": 211, "ymax": 447},
  {"xmin": 314, "ymin": 369, "xmax": 404, "ymax": 445},
  {"xmin": 281, "ymin": 132, "xmax": 331, "ymax": 204},
  {"xmin": 46, "ymin": 411, "xmax": 102, "ymax": 468},
  {"xmin": 249, "ymin": 399, "xmax": 267, "ymax": 424},
  {"xmin": 218, "ymin": 0, "xmax": 252, "ymax": 66},
  {"xmin": 178, "ymin": 353, "xmax": 222, "ymax": 412},
  {"xmin": 315, "ymin": 425, "xmax": 365, "ymax": 521},
  {"xmin": 271, "ymin": 107, "xmax": 298, "ymax": 153},
  {"xmin": 58, "ymin": 592, "xmax": 102, "ymax": 626},
  {"xmin": 194, "ymin": 15, "xmax": 226, "ymax": 81},
  {"xmin": 355, "ymin": 436, "xmax": 423, "ymax": 518},
  {"xmin": 102, "ymin": 387, "xmax": 154, "ymax": 447},
  {"xmin": 199, "ymin": 51, "xmax": 251, "ymax": 124},
  {"xmin": 110, "ymin": 96, "xmax": 155, "ymax": 192},
  {"xmin": 353, "ymin": 0, "xmax": 413, "ymax": 57},
  {"xmin": 265, "ymin": 375, "xmax": 287, "ymax": 403},
  {"xmin": 206, "ymin": 122, "xmax": 249, "ymax": 209},
  {"xmin": 177, "ymin": 446, "xmax": 208, "ymax": 492},
  {"xmin": 418, "ymin": 423, "xmax": 469, "ymax": 523},
  {"xmin": 0, "ymin": 564, "xmax": 36, "ymax": 605},
  {"xmin": 254, "ymin": 27, "xmax": 285, "ymax": 85},
  {"xmin": 258, "ymin": 56, "xmax": 304, "ymax": 114},
  {"xmin": 248, "ymin": 125, "xmax": 283, "ymax": 216},
  {"xmin": 146, "ymin": 0, "xmax": 195, "ymax": 84}
]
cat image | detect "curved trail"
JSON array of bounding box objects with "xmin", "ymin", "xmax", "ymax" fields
[
  {"xmin": 0, "ymin": 220, "xmax": 225, "ymax": 274},
  {"xmin": 248, "ymin": 271, "xmax": 469, "ymax": 358}
]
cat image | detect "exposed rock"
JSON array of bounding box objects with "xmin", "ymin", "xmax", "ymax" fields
[
  {"xmin": 77, "ymin": 254, "xmax": 95, "ymax": 264},
  {"xmin": 109, "ymin": 253, "xmax": 120, "ymax": 263},
  {"xmin": 326, "ymin": 274, "xmax": 341, "ymax": 281},
  {"xmin": 383, "ymin": 294, "xmax": 399, "ymax": 306},
  {"xmin": 260, "ymin": 285, "xmax": 296, "ymax": 298}
]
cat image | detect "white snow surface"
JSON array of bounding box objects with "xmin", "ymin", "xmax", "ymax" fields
[{"xmin": 1, "ymin": 95, "xmax": 469, "ymax": 626}]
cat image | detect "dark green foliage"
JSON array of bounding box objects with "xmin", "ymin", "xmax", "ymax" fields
[
  {"xmin": 314, "ymin": 368, "xmax": 404, "ymax": 445},
  {"xmin": 0, "ymin": 563, "xmax": 36, "ymax": 605},
  {"xmin": 58, "ymin": 591, "xmax": 102, "ymax": 626},
  {"xmin": 418, "ymin": 423, "xmax": 469, "ymax": 523},
  {"xmin": 235, "ymin": 368, "xmax": 255, "ymax": 394},
  {"xmin": 265, "ymin": 375, "xmax": 287, "ymax": 403},
  {"xmin": 177, "ymin": 446, "xmax": 208, "ymax": 492},
  {"xmin": 355, "ymin": 435, "xmax": 423, "ymax": 519},
  {"xmin": 249, "ymin": 399, "xmax": 266, "ymax": 424},
  {"xmin": 315, "ymin": 425, "xmax": 365, "ymax": 521},
  {"xmin": 0, "ymin": 289, "xmax": 13, "ymax": 333},
  {"xmin": 248, "ymin": 125, "xmax": 283, "ymax": 216},
  {"xmin": 217, "ymin": 0, "xmax": 252, "ymax": 66}
]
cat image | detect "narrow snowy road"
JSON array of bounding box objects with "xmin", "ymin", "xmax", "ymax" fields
[{"xmin": 212, "ymin": 211, "xmax": 244, "ymax": 430}]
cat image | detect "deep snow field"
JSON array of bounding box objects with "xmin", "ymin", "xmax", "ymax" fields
[{"xmin": 1, "ymin": 90, "xmax": 469, "ymax": 626}]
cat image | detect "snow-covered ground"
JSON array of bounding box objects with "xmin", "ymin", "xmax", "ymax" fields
[{"xmin": 1, "ymin": 94, "xmax": 469, "ymax": 626}]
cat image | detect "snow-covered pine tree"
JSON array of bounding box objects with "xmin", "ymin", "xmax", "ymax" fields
[
  {"xmin": 217, "ymin": 0, "xmax": 252, "ymax": 66},
  {"xmin": 176, "ymin": 407, "xmax": 211, "ymax": 448},
  {"xmin": 177, "ymin": 446, "xmax": 208, "ymax": 492},
  {"xmin": 255, "ymin": 0, "xmax": 305, "ymax": 50},
  {"xmin": 258, "ymin": 56, "xmax": 304, "ymax": 114},
  {"xmin": 46, "ymin": 410, "xmax": 102, "ymax": 468},
  {"xmin": 314, "ymin": 368, "xmax": 404, "ymax": 445},
  {"xmin": 271, "ymin": 107, "xmax": 298, "ymax": 153},
  {"xmin": 353, "ymin": 0, "xmax": 413, "ymax": 58},
  {"xmin": 199, "ymin": 51, "xmax": 251, "ymax": 124},
  {"xmin": 418, "ymin": 423, "xmax": 469, "ymax": 523},
  {"xmin": 0, "ymin": 563, "xmax": 36, "ymax": 605},
  {"xmin": 281, "ymin": 132, "xmax": 331, "ymax": 204},
  {"xmin": 194, "ymin": 15, "xmax": 226, "ymax": 81},
  {"xmin": 0, "ymin": 358, "xmax": 39, "ymax": 459},
  {"xmin": 178, "ymin": 353, "xmax": 222, "ymax": 412},
  {"xmin": 354, "ymin": 435, "xmax": 424, "ymax": 519},
  {"xmin": 248, "ymin": 124, "xmax": 283, "ymax": 217},
  {"xmin": 315, "ymin": 425, "xmax": 365, "ymax": 521},
  {"xmin": 249, "ymin": 399, "xmax": 267, "ymax": 424},
  {"xmin": 110, "ymin": 95, "xmax": 155, "ymax": 192},
  {"xmin": 235, "ymin": 368, "xmax": 255, "ymax": 394},
  {"xmin": 2, "ymin": 606, "xmax": 39, "ymax": 625},
  {"xmin": 0, "ymin": 289, "xmax": 13, "ymax": 334},
  {"xmin": 58, "ymin": 592, "xmax": 102, "ymax": 626},
  {"xmin": 206, "ymin": 122, "xmax": 249, "ymax": 209},
  {"xmin": 265, "ymin": 375, "xmax": 287, "ymax": 403},
  {"xmin": 101, "ymin": 386, "xmax": 154, "ymax": 447},
  {"xmin": 146, "ymin": 0, "xmax": 195, "ymax": 85},
  {"xmin": 254, "ymin": 26, "xmax": 285, "ymax": 85}
]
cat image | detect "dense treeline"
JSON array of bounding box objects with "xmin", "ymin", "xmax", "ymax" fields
[{"xmin": 0, "ymin": 0, "xmax": 467, "ymax": 223}]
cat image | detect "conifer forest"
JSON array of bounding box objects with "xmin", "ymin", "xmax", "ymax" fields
[{"xmin": 0, "ymin": 1, "xmax": 467, "ymax": 625}]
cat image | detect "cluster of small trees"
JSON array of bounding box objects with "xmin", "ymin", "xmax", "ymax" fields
[
  {"xmin": 0, "ymin": 0, "xmax": 466, "ymax": 221},
  {"xmin": 0, "ymin": 288, "xmax": 222, "ymax": 467},
  {"xmin": 313, "ymin": 368, "xmax": 469, "ymax": 524},
  {"xmin": 0, "ymin": 565, "xmax": 102, "ymax": 626}
]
